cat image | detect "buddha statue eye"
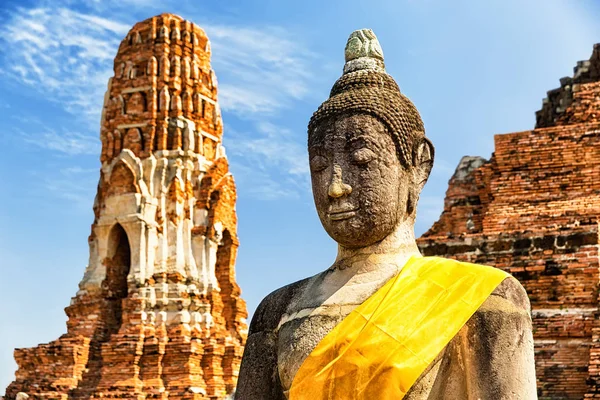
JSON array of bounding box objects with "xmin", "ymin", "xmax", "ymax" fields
[
  {"xmin": 310, "ymin": 155, "xmax": 329, "ymax": 172},
  {"xmin": 351, "ymin": 148, "xmax": 376, "ymax": 165}
]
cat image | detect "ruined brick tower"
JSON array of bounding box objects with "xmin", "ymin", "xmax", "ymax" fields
[
  {"xmin": 418, "ymin": 44, "xmax": 600, "ymax": 399},
  {"xmin": 5, "ymin": 13, "xmax": 247, "ymax": 400}
]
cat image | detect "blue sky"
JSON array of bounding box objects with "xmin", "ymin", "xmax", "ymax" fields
[{"xmin": 1, "ymin": 0, "xmax": 600, "ymax": 390}]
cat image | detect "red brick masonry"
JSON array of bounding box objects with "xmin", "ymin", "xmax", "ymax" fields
[
  {"xmin": 418, "ymin": 44, "xmax": 600, "ymax": 399},
  {"xmin": 4, "ymin": 14, "xmax": 247, "ymax": 400}
]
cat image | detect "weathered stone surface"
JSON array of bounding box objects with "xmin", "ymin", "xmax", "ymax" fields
[
  {"xmin": 4, "ymin": 13, "xmax": 247, "ymax": 400},
  {"xmin": 419, "ymin": 43, "xmax": 600, "ymax": 399},
  {"xmin": 237, "ymin": 29, "xmax": 536, "ymax": 400}
]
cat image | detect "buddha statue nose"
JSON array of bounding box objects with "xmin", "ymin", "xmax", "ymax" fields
[{"xmin": 328, "ymin": 165, "xmax": 352, "ymax": 198}]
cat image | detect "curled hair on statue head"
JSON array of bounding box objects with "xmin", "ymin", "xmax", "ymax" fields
[{"xmin": 308, "ymin": 29, "xmax": 429, "ymax": 170}]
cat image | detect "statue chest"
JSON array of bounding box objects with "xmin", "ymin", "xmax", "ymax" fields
[
  {"xmin": 276, "ymin": 305, "xmax": 351, "ymax": 396},
  {"xmin": 273, "ymin": 272, "xmax": 450, "ymax": 399},
  {"xmin": 276, "ymin": 303, "xmax": 451, "ymax": 399},
  {"xmin": 274, "ymin": 275, "xmax": 393, "ymax": 396}
]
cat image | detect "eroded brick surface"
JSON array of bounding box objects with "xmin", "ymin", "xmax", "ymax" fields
[
  {"xmin": 4, "ymin": 14, "xmax": 247, "ymax": 400},
  {"xmin": 419, "ymin": 44, "xmax": 600, "ymax": 399}
]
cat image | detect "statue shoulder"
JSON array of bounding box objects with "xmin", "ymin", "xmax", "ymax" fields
[
  {"xmin": 249, "ymin": 277, "xmax": 312, "ymax": 335},
  {"xmin": 483, "ymin": 275, "xmax": 531, "ymax": 314}
]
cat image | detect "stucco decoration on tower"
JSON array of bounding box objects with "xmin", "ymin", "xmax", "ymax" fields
[{"xmin": 5, "ymin": 13, "xmax": 247, "ymax": 400}]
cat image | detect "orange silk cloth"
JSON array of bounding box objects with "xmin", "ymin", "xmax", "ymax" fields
[{"xmin": 289, "ymin": 256, "xmax": 509, "ymax": 400}]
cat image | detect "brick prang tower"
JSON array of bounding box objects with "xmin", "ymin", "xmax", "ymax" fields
[
  {"xmin": 5, "ymin": 13, "xmax": 248, "ymax": 400},
  {"xmin": 418, "ymin": 44, "xmax": 600, "ymax": 399}
]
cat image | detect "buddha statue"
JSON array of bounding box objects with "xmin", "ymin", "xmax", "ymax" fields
[{"xmin": 236, "ymin": 29, "xmax": 537, "ymax": 400}]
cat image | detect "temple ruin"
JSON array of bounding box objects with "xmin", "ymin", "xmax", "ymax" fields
[
  {"xmin": 418, "ymin": 44, "xmax": 600, "ymax": 399},
  {"xmin": 4, "ymin": 14, "xmax": 247, "ymax": 400}
]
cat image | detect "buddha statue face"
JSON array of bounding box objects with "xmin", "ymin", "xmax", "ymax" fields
[{"xmin": 309, "ymin": 113, "xmax": 413, "ymax": 248}]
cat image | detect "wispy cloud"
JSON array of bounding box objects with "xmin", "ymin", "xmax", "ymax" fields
[
  {"xmin": 227, "ymin": 121, "xmax": 307, "ymax": 176},
  {"xmin": 1, "ymin": 2, "xmax": 320, "ymax": 200},
  {"xmin": 1, "ymin": 7, "xmax": 127, "ymax": 121},
  {"xmin": 229, "ymin": 162, "xmax": 301, "ymax": 200},
  {"xmin": 23, "ymin": 129, "xmax": 100, "ymax": 155},
  {"xmin": 225, "ymin": 121, "xmax": 309, "ymax": 199},
  {"xmin": 203, "ymin": 24, "xmax": 315, "ymax": 116},
  {"xmin": 42, "ymin": 166, "xmax": 98, "ymax": 209},
  {"xmin": 2, "ymin": 6, "xmax": 317, "ymax": 121}
]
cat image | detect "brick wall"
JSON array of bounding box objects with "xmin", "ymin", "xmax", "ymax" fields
[{"xmin": 419, "ymin": 44, "xmax": 600, "ymax": 399}]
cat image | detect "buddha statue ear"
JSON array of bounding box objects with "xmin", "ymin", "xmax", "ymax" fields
[
  {"xmin": 413, "ymin": 135, "xmax": 435, "ymax": 188},
  {"xmin": 406, "ymin": 134, "xmax": 435, "ymax": 216}
]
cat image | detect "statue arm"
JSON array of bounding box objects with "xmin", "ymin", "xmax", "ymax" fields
[
  {"xmin": 236, "ymin": 328, "xmax": 286, "ymax": 399},
  {"xmin": 463, "ymin": 277, "xmax": 538, "ymax": 400},
  {"xmin": 237, "ymin": 282, "xmax": 305, "ymax": 400}
]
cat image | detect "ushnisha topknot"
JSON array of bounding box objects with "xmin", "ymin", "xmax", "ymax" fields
[{"xmin": 308, "ymin": 29, "xmax": 425, "ymax": 168}]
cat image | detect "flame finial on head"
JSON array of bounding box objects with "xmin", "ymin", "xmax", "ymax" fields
[
  {"xmin": 343, "ymin": 29, "xmax": 386, "ymax": 74},
  {"xmin": 309, "ymin": 28, "xmax": 426, "ymax": 168}
]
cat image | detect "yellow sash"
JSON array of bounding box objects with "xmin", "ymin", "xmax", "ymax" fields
[{"xmin": 289, "ymin": 256, "xmax": 509, "ymax": 399}]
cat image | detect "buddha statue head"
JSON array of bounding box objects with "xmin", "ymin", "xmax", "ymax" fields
[{"xmin": 308, "ymin": 29, "xmax": 434, "ymax": 249}]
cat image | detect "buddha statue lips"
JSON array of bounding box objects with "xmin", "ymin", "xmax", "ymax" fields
[
  {"xmin": 236, "ymin": 28, "xmax": 538, "ymax": 400},
  {"xmin": 327, "ymin": 207, "xmax": 358, "ymax": 221}
]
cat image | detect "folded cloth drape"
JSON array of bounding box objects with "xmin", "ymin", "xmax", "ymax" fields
[{"xmin": 289, "ymin": 256, "xmax": 509, "ymax": 400}]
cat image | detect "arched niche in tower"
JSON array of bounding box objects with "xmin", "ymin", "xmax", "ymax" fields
[
  {"xmin": 113, "ymin": 129, "xmax": 122, "ymax": 155},
  {"xmin": 117, "ymin": 62, "xmax": 126, "ymax": 78},
  {"xmin": 159, "ymin": 56, "xmax": 170, "ymax": 80},
  {"xmin": 158, "ymin": 25, "xmax": 169, "ymax": 39},
  {"xmin": 114, "ymin": 95, "xmax": 125, "ymax": 115},
  {"xmin": 192, "ymin": 55, "xmax": 200, "ymax": 80},
  {"xmin": 147, "ymin": 56, "xmax": 158, "ymax": 76},
  {"xmin": 170, "ymin": 26, "xmax": 181, "ymax": 41},
  {"xmin": 104, "ymin": 223, "xmax": 131, "ymax": 299},
  {"xmin": 182, "ymin": 91, "xmax": 193, "ymax": 115},
  {"xmin": 170, "ymin": 55, "xmax": 181, "ymax": 77},
  {"xmin": 125, "ymin": 92, "xmax": 146, "ymax": 115},
  {"xmin": 107, "ymin": 161, "xmax": 139, "ymax": 197},
  {"xmin": 102, "ymin": 223, "xmax": 131, "ymax": 336},
  {"xmin": 182, "ymin": 57, "xmax": 191, "ymax": 80},
  {"xmin": 123, "ymin": 128, "xmax": 143, "ymax": 155},
  {"xmin": 159, "ymin": 86, "xmax": 170, "ymax": 111},
  {"xmin": 167, "ymin": 123, "xmax": 182, "ymax": 150},
  {"xmin": 126, "ymin": 61, "xmax": 136, "ymax": 79},
  {"xmin": 193, "ymin": 93, "xmax": 203, "ymax": 117},
  {"xmin": 170, "ymin": 94, "xmax": 182, "ymax": 117}
]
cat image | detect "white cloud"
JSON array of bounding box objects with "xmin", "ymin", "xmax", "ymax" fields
[
  {"xmin": 2, "ymin": 6, "xmax": 317, "ymax": 122},
  {"xmin": 23, "ymin": 129, "xmax": 100, "ymax": 155},
  {"xmin": 229, "ymin": 121, "xmax": 307, "ymax": 175},
  {"xmin": 2, "ymin": 7, "xmax": 125, "ymax": 122},
  {"xmin": 200, "ymin": 23, "xmax": 316, "ymax": 116},
  {"xmin": 230, "ymin": 162, "xmax": 300, "ymax": 200},
  {"xmin": 42, "ymin": 166, "xmax": 98, "ymax": 209},
  {"xmin": 225, "ymin": 121, "xmax": 309, "ymax": 199},
  {"xmin": 1, "ymin": 3, "xmax": 320, "ymax": 201}
]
